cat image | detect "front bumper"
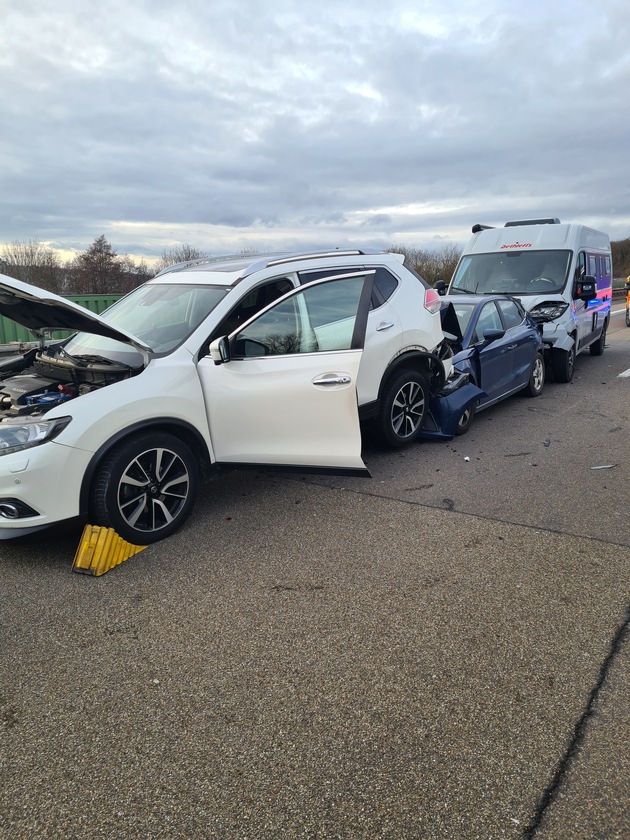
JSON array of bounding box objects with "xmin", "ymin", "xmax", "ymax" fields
[
  {"xmin": 0, "ymin": 440, "xmax": 90, "ymax": 538},
  {"xmin": 421, "ymin": 373, "xmax": 485, "ymax": 441},
  {"xmin": 538, "ymin": 321, "xmax": 575, "ymax": 352}
]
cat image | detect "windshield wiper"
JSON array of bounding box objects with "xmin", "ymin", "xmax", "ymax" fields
[
  {"xmin": 450, "ymin": 286, "xmax": 477, "ymax": 294},
  {"xmin": 74, "ymin": 354, "xmax": 132, "ymax": 369},
  {"xmin": 57, "ymin": 345, "xmax": 88, "ymax": 367}
]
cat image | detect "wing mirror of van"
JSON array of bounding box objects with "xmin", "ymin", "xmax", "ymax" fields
[
  {"xmin": 434, "ymin": 279, "xmax": 447, "ymax": 296},
  {"xmin": 209, "ymin": 336, "xmax": 231, "ymax": 365},
  {"xmin": 574, "ymin": 275, "xmax": 597, "ymax": 302}
]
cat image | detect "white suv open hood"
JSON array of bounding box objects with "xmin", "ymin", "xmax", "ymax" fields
[{"xmin": 0, "ymin": 273, "xmax": 151, "ymax": 352}]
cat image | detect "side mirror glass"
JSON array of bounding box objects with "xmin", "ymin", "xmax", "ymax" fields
[{"xmin": 209, "ymin": 336, "xmax": 230, "ymax": 364}]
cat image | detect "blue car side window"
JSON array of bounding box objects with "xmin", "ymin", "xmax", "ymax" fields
[
  {"xmin": 474, "ymin": 302, "xmax": 502, "ymax": 342},
  {"xmin": 496, "ymin": 299, "xmax": 523, "ymax": 329}
]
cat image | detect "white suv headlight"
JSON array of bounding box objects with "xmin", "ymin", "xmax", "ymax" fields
[{"xmin": 0, "ymin": 416, "xmax": 72, "ymax": 457}]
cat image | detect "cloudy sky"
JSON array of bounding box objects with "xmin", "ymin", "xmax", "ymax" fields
[{"xmin": 2, "ymin": 0, "xmax": 629, "ymax": 264}]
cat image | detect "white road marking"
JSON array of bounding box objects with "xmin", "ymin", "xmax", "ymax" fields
[{"xmin": 619, "ymin": 368, "xmax": 630, "ymax": 378}]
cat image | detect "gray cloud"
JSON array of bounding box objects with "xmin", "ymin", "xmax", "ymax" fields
[{"xmin": 1, "ymin": 0, "xmax": 629, "ymax": 263}]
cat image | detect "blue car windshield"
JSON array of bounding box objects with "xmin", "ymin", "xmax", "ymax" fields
[
  {"xmin": 449, "ymin": 303, "xmax": 476, "ymax": 336},
  {"xmin": 62, "ymin": 283, "xmax": 229, "ymax": 366},
  {"xmin": 451, "ymin": 250, "xmax": 571, "ymax": 295}
]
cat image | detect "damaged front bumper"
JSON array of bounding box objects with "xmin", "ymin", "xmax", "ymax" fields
[{"xmin": 421, "ymin": 372, "xmax": 485, "ymax": 441}]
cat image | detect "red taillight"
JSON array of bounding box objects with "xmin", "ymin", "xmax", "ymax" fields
[{"xmin": 424, "ymin": 287, "xmax": 441, "ymax": 314}]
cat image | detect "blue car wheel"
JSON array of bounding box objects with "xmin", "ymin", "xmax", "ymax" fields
[
  {"xmin": 525, "ymin": 353, "xmax": 545, "ymax": 397},
  {"xmin": 454, "ymin": 404, "xmax": 476, "ymax": 435}
]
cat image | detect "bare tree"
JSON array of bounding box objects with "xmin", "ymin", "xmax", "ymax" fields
[
  {"xmin": 154, "ymin": 243, "xmax": 209, "ymax": 274},
  {"xmin": 388, "ymin": 242, "xmax": 462, "ymax": 286},
  {"xmin": 611, "ymin": 237, "xmax": 630, "ymax": 278},
  {"xmin": 118, "ymin": 255, "xmax": 153, "ymax": 294},
  {"xmin": 0, "ymin": 239, "xmax": 62, "ymax": 293}
]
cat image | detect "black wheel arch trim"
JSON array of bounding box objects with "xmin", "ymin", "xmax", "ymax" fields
[
  {"xmin": 377, "ymin": 350, "xmax": 446, "ymax": 400},
  {"xmin": 79, "ymin": 418, "xmax": 212, "ymax": 515}
]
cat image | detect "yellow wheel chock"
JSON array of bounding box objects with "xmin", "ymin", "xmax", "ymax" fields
[{"xmin": 72, "ymin": 524, "xmax": 147, "ymax": 576}]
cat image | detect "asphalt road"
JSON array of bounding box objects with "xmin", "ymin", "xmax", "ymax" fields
[{"xmin": 1, "ymin": 312, "xmax": 629, "ymax": 839}]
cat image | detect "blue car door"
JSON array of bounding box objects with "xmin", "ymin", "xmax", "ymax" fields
[
  {"xmin": 495, "ymin": 298, "xmax": 535, "ymax": 388},
  {"xmin": 472, "ymin": 301, "xmax": 515, "ymax": 406}
]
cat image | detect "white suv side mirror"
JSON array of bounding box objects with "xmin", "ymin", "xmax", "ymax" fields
[{"xmin": 209, "ymin": 336, "xmax": 230, "ymax": 364}]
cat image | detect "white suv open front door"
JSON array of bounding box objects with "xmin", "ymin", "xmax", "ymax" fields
[{"xmin": 197, "ymin": 272, "xmax": 374, "ymax": 474}]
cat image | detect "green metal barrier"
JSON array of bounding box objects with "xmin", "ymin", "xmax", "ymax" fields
[{"xmin": 0, "ymin": 294, "xmax": 122, "ymax": 345}]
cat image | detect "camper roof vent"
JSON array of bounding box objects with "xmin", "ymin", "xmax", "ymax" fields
[{"xmin": 504, "ymin": 218, "xmax": 561, "ymax": 227}]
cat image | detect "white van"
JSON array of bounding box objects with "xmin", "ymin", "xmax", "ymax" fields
[{"xmin": 445, "ymin": 218, "xmax": 612, "ymax": 382}]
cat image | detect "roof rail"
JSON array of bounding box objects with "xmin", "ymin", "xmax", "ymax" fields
[
  {"xmin": 238, "ymin": 249, "xmax": 384, "ymax": 278},
  {"xmin": 155, "ymin": 248, "xmax": 384, "ymax": 279},
  {"xmin": 504, "ymin": 218, "xmax": 561, "ymax": 227},
  {"xmin": 154, "ymin": 254, "xmax": 258, "ymax": 278},
  {"xmin": 264, "ymin": 249, "xmax": 378, "ymax": 268},
  {"xmin": 472, "ymin": 223, "xmax": 495, "ymax": 233}
]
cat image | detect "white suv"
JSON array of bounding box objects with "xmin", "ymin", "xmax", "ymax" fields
[{"xmin": 0, "ymin": 250, "xmax": 450, "ymax": 543}]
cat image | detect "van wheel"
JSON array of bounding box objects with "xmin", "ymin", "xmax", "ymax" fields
[
  {"xmin": 90, "ymin": 432, "xmax": 199, "ymax": 544},
  {"xmin": 376, "ymin": 370, "xmax": 429, "ymax": 447},
  {"xmin": 454, "ymin": 404, "xmax": 475, "ymax": 435},
  {"xmin": 589, "ymin": 322, "xmax": 607, "ymax": 355},
  {"xmin": 525, "ymin": 353, "xmax": 545, "ymax": 396},
  {"xmin": 551, "ymin": 344, "xmax": 575, "ymax": 383}
]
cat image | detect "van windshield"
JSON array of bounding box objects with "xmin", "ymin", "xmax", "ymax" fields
[{"xmin": 450, "ymin": 250, "xmax": 571, "ymax": 296}]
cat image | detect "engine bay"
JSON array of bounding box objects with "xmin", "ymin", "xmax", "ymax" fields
[{"xmin": 0, "ymin": 346, "xmax": 141, "ymax": 419}]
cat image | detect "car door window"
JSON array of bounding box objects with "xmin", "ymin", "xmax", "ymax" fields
[
  {"xmin": 209, "ymin": 277, "xmax": 294, "ymax": 341},
  {"xmin": 298, "ymin": 267, "xmax": 397, "ymax": 309},
  {"xmin": 234, "ymin": 275, "xmax": 370, "ymax": 357},
  {"xmin": 370, "ymin": 268, "xmax": 398, "ymax": 306},
  {"xmin": 496, "ymin": 299, "xmax": 524, "ymax": 329},
  {"xmin": 474, "ymin": 301, "xmax": 503, "ymax": 342}
]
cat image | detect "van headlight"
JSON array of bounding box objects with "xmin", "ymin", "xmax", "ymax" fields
[
  {"xmin": 529, "ymin": 302, "xmax": 569, "ymax": 321},
  {"xmin": 0, "ymin": 416, "xmax": 71, "ymax": 456}
]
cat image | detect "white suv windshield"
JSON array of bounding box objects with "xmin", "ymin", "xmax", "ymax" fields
[
  {"xmin": 63, "ymin": 283, "xmax": 228, "ymax": 365},
  {"xmin": 451, "ymin": 250, "xmax": 571, "ymax": 295}
]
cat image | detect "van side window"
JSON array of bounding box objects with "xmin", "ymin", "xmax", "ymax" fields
[
  {"xmin": 588, "ymin": 254, "xmax": 598, "ymax": 277},
  {"xmin": 596, "ymin": 256, "xmax": 610, "ymax": 290},
  {"xmin": 605, "ymin": 256, "xmax": 612, "ymax": 277},
  {"xmin": 575, "ymin": 252, "xmax": 587, "ymax": 282}
]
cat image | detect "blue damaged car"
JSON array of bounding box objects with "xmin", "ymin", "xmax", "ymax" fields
[{"xmin": 426, "ymin": 294, "xmax": 544, "ymax": 436}]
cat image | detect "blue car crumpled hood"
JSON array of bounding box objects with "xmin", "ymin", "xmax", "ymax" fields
[{"xmin": 420, "ymin": 378, "xmax": 485, "ymax": 441}]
